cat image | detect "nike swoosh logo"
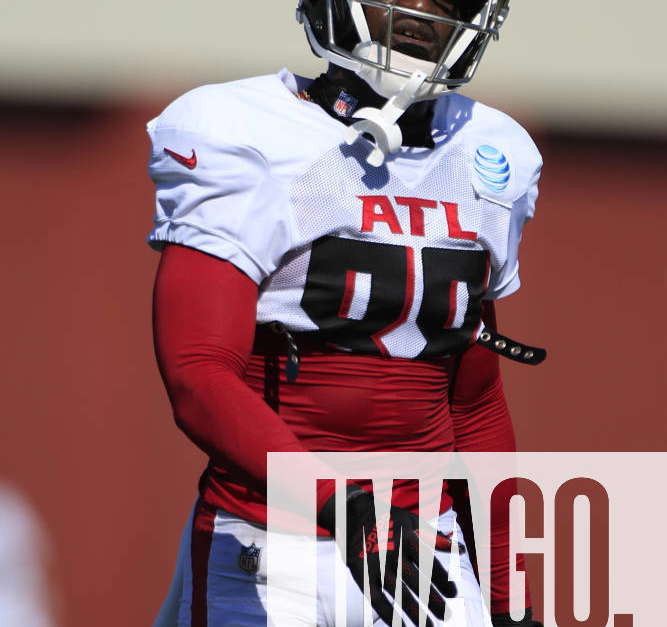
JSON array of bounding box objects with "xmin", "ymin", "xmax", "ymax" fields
[{"xmin": 164, "ymin": 147, "xmax": 197, "ymax": 170}]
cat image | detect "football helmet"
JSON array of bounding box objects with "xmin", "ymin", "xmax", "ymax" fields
[
  {"xmin": 296, "ymin": 0, "xmax": 510, "ymax": 101},
  {"xmin": 296, "ymin": 0, "xmax": 511, "ymax": 165}
]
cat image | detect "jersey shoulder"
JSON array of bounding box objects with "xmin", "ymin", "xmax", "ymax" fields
[
  {"xmin": 147, "ymin": 73, "xmax": 294, "ymax": 145},
  {"xmin": 148, "ymin": 70, "xmax": 343, "ymax": 173},
  {"xmin": 146, "ymin": 75, "xmax": 305, "ymax": 284},
  {"xmin": 438, "ymin": 93, "xmax": 542, "ymax": 204}
]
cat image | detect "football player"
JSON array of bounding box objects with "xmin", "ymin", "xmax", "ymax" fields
[{"xmin": 148, "ymin": 0, "xmax": 544, "ymax": 625}]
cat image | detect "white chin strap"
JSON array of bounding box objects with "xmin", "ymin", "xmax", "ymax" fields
[{"xmin": 344, "ymin": 70, "xmax": 428, "ymax": 167}]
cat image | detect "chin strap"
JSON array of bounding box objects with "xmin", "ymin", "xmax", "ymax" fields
[{"xmin": 344, "ymin": 70, "xmax": 428, "ymax": 167}]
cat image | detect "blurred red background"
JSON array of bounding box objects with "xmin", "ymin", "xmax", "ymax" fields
[{"xmin": 1, "ymin": 101, "xmax": 665, "ymax": 626}]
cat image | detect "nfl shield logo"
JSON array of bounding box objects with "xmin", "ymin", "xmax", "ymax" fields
[
  {"xmin": 333, "ymin": 90, "xmax": 358, "ymax": 118},
  {"xmin": 239, "ymin": 542, "xmax": 262, "ymax": 575}
]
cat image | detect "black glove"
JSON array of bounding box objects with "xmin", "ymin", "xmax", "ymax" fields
[
  {"xmin": 318, "ymin": 485, "xmax": 459, "ymax": 626},
  {"xmin": 491, "ymin": 610, "xmax": 543, "ymax": 626}
]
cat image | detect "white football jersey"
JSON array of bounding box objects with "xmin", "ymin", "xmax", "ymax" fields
[{"xmin": 147, "ymin": 69, "xmax": 541, "ymax": 359}]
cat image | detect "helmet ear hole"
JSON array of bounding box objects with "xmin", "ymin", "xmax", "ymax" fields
[
  {"xmin": 332, "ymin": 0, "xmax": 350, "ymax": 24},
  {"xmin": 457, "ymin": 0, "xmax": 488, "ymax": 22},
  {"xmin": 334, "ymin": 0, "xmax": 362, "ymax": 50},
  {"xmin": 301, "ymin": 0, "xmax": 360, "ymax": 51}
]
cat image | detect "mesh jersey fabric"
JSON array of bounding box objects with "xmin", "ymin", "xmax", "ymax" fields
[{"xmin": 147, "ymin": 69, "xmax": 542, "ymax": 359}]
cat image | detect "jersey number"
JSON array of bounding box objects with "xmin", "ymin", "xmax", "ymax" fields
[{"xmin": 301, "ymin": 236, "xmax": 488, "ymax": 358}]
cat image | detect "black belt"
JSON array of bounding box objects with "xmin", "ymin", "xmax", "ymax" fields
[
  {"xmin": 476, "ymin": 328, "xmax": 546, "ymax": 365},
  {"xmin": 253, "ymin": 322, "xmax": 546, "ymax": 411}
]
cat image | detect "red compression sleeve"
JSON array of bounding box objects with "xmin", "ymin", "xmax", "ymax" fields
[{"xmin": 152, "ymin": 244, "xmax": 309, "ymax": 485}]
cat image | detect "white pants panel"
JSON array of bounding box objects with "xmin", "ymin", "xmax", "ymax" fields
[{"xmin": 154, "ymin": 506, "xmax": 492, "ymax": 627}]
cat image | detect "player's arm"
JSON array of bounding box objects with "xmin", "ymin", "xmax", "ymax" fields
[
  {"xmin": 152, "ymin": 243, "xmax": 310, "ymax": 485},
  {"xmin": 145, "ymin": 88, "xmax": 312, "ymax": 485},
  {"xmin": 146, "ymin": 97, "xmax": 345, "ymax": 523}
]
